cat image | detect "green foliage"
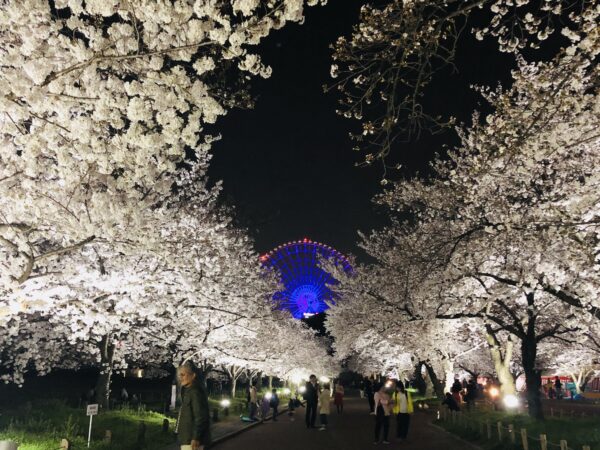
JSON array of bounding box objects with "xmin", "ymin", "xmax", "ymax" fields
[
  {"xmin": 436, "ymin": 409, "xmax": 600, "ymax": 450},
  {"xmin": 0, "ymin": 399, "xmax": 176, "ymax": 450}
]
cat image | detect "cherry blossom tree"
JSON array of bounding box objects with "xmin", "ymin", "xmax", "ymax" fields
[
  {"xmin": 0, "ymin": 0, "xmax": 325, "ymax": 298},
  {"xmin": 327, "ymin": 0, "xmax": 595, "ymax": 169},
  {"xmin": 327, "ymin": 7, "xmax": 598, "ymax": 418},
  {"xmin": 0, "ymin": 0, "xmax": 337, "ymax": 406}
]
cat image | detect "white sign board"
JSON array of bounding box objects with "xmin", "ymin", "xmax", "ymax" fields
[
  {"xmin": 0, "ymin": 441, "xmax": 18, "ymax": 450},
  {"xmin": 87, "ymin": 404, "xmax": 99, "ymax": 416}
]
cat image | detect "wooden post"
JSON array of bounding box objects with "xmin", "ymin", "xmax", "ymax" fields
[
  {"xmin": 521, "ymin": 428, "xmax": 529, "ymax": 450},
  {"xmin": 497, "ymin": 421, "xmax": 503, "ymax": 441},
  {"xmin": 559, "ymin": 440, "xmax": 567, "ymax": 450},
  {"xmin": 486, "ymin": 421, "xmax": 492, "ymax": 440},
  {"xmin": 540, "ymin": 434, "xmax": 548, "ymax": 450},
  {"xmin": 550, "ymin": 407, "xmax": 554, "ymax": 417},
  {"xmin": 508, "ymin": 424, "xmax": 515, "ymax": 444},
  {"xmin": 162, "ymin": 419, "xmax": 169, "ymax": 432},
  {"xmin": 583, "ymin": 446, "xmax": 591, "ymax": 450},
  {"xmin": 137, "ymin": 422, "xmax": 146, "ymax": 447},
  {"xmin": 103, "ymin": 430, "xmax": 112, "ymax": 444},
  {"xmin": 59, "ymin": 439, "xmax": 71, "ymax": 450}
]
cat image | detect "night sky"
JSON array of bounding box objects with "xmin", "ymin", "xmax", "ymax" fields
[{"xmin": 208, "ymin": 0, "xmax": 515, "ymax": 259}]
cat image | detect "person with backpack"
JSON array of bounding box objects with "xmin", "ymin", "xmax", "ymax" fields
[
  {"xmin": 392, "ymin": 382, "xmax": 413, "ymax": 441},
  {"xmin": 270, "ymin": 388, "xmax": 280, "ymax": 421},
  {"xmin": 373, "ymin": 382, "xmax": 393, "ymax": 445}
]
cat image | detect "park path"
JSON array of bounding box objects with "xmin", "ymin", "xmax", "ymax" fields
[{"xmin": 212, "ymin": 394, "xmax": 473, "ymax": 450}]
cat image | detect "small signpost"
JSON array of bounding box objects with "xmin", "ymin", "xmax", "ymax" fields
[
  {"xmin": 170, "ymin": 384, "xmax": 177, "ymax": 411},
  {"xmin": 86, "ymin": 404, "xmax": 99, "ymax": 448}
]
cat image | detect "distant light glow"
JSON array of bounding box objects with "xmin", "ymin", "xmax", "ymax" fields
[
  {"xmin": 137, "ymin": 369, "xmax": 143, "ymax": 378},
  {"xmin": 260, "ymin": 239, "xmax": 353, "ymax": 318},
  {"xmin": 220, "ymin": 399, "xmax": 231, "ymax": 408},
  {"xmin": 489, "ymin": 387, "xmax": 500, "ymax": 398},
  {"xmin": 283, "ymin": 388, "xmax": 291, "ymax": 395},
  {"xmin": 299, "ymin": 386, "xmax": 307, "ymax": 394},
  {"xmin": 503, "ymin": 394, "xmax": 519, "ymax": 408},
  {"xmin": 265, "ymin": 392, "xmax": 273, "ymax": 400},
  {"xmin": 319, "ymin": 376, "xmax": 330, "ymax": 383}
]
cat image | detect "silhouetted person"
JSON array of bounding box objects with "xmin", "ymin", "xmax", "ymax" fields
[
  {"xmin": 442, "ymin": 392, "xmax": 460, "ymax": 412},
  {"xmin": 303, "ymin": 374, "xmax": 319, "ymax": 428},
  {"xmin": 364, "ymin": 378, "xmax": 375, "ymax": 414}
]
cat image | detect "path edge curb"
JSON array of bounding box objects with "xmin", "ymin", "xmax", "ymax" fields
[
  {"xmin": 211, "ymin": 407, "xmax": 290, "ymax": 448},
  {"xmin": 428, "ymin": 420, "xmax": 484, "ymax": 450}
]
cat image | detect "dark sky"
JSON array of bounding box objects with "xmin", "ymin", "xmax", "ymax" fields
[{"xmin": 208, "ymin": 1, "xmax": 514, "ymax": 258}]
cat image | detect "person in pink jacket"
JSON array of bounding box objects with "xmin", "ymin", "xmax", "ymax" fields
[{"xmin": 373, "ymin": 382, "xmax": 393, "ymax": 444}]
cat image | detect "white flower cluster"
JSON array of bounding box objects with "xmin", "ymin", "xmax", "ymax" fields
[{"xmin": 0, "ymin": 0, "xmax": 333, "ymax": 388}]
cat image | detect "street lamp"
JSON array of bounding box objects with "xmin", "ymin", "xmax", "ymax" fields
[
  {"xmin": 503, "ymin": 394, "xmax": 519, "ymax": 409},
  {"xmin": 220, "ymin": 399, "xmax": 231, "ymax": 416}
]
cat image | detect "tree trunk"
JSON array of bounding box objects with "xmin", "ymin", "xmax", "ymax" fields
[
  {"xmin": 423, "ymin": 362, "xmax": 445, "ymax": 400},
  {"xmin": 521, "ymin": 329, "xmax": 543, "ymax": 419},
  {"xmin": 442, "ymin": 357, "xmax": 454, "ymax": 393},
  {"xmin": 95, "ymin": 334, "xmax": 115, "ymax": 410},
  {"xmin": 485, "ymin": 331, "xmax": 516, "ymax": 395},
  {"xmin": 268, "ymin": 375, "xmax": 273, "ymax": 390},
  {"xmin": 231, "ymin": 378, "xmax": 237, "ymax": 399},
  {"xmin": 413, "ymin": 363, "xmax": 427, "ymax": 396}
]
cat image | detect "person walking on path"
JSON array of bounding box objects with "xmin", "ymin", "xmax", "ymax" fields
[
  {"xmin": 260, "ymin": 393, "xmax": 271, "ymax": 420},
  {"xmin": 176, "ymin": 363, "xmax": 210, "ymax": 450},
  {"xmin": 270, "ymin": 388, "xmax": 280, "ymax": 421},
  {"xmin": 365, "ymin": 378, "xmax": 375, "ymax": 414},
  {"xmin": 392, "ymin": 382, "xmax": 413, "ymax": 441},
  {"xmin": 334, "ymin": 382, "xmax": 345, "ymax": 414},
  {"xmin": 248, "ymin": 383, "xmax": 258, "ymax": 421},
  {"xmin": 319, "ymin": 382, "xmax": 331, "ymax": 430},
  {"xmin": 373, "ymin": 383, "xmax": 393, "ymax": 445},
  {"xmin": 304, "ymin": 374, "xmax": 319, "ymax": 428}
]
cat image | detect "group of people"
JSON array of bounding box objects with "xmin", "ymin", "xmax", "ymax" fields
[
  {"xmin": 247, "ymin": 382, "xmax": 277, "ymax": 422},
  {"xmin": 442, "ymin": 378, "xmax": 479, "ymax": 412},
  {"xmin": 175, "ymin": 366, "xmax": 418, "ymax": 450},
  {"xmin": 301, "ymin": 374, "xmax": 345, "ymax": 431},
  {"xmin": 368, "ymin": 380, "xmax": 414, "ymax": 445}
]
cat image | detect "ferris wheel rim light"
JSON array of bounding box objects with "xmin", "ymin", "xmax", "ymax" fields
[{"xmin": 260, "ymin": 238, "xmax": 352, "ymax": 318}]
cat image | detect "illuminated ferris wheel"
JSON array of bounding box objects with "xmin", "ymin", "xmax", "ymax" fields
[{"xmin": 260, "ymin": 238, "xmax": 353, "ymax": 319}]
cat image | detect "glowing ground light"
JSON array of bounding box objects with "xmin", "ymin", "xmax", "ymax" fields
[{"xmin": 260, "ymin": 238, "xmax": 353, "ymax": 319}]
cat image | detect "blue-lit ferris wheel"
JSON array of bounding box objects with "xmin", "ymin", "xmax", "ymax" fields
[{"xmin": 260, "ymin": 238, "xmax": 353, "ymax": 319}]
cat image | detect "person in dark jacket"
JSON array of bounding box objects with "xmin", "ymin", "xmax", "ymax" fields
[
  {"xmin": 364, "ymin": 377, "xmax": 375, "ymax": 414},
  {"xmin": 270, "ymin": 388, "xmax": 280, "ymax": 421},
  {"xmin": 304, "ymin": 374, "xmax": 319, "ymax": 428},
  {"xmin": 176, "ymin": 363, "xmax": 210, "ymax": 450},
  {"xmin": 442, "ymin": 392, "xmax": 460, "ymax": 412}
]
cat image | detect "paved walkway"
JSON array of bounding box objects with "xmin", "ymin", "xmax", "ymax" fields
[{"xmin": 213, "ymin": 395, "xmax": 473, "ymax": 450}]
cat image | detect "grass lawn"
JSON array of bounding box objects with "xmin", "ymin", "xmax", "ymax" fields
[
  {"xmin": 436, "ymin": 408, "xmax": 600, "ymax": 450},
  {"xmin": 0, "ymin": 399, "xmax": 176, "ymax": 450},
  {"xmin": 0, "ymin": 392, "xmax": 269, "ymax": 450}
]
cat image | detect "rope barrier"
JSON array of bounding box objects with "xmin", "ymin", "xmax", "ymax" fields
[{"xmin": 437, "ymin": 407, "xmax": 586, "ymax": 450}]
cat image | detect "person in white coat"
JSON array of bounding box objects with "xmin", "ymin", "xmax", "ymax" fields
[{"xmin": 318, "ymin": 383, "xmax": 331, "ymax": 431}]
